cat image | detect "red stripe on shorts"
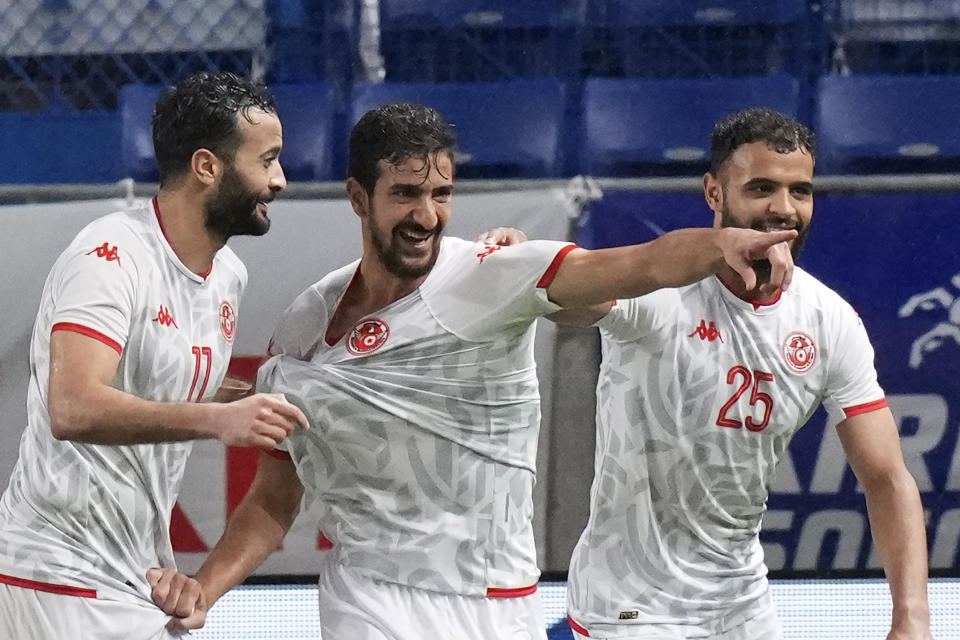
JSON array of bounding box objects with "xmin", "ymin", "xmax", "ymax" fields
[
  {"xmin": 567, "ymin": 615, "xmax": 590, "ymax": 636},
  {"xmin": 486, "ymin": 583, "xmax": 538, "ymax": 598},
  {"xmin": 0, "ymin": 572, "xmax": 97, "ymax": 598}
]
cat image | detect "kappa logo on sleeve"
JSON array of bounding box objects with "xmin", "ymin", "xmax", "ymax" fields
[
  {"xmin": 346, "ymin": 318, "xmax": 390, "ymax": 355},
  {"xmin": 476, "ymin": 244, "xmax": 501, "ymax": 264},
  {"xmin": 87, "ymin": 242, "xmax": 121, "ymax": 266}
]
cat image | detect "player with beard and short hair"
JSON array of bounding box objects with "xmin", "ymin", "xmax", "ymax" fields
[
  {"xmin": 150, "ymin": 101, "xmax": 800, "ymax": 639},
  {"xmin": 562, "ymin": 107, "xmax": 933, "ymax": 640},
  {"xmin": 0, "ymin": 71, "xmax": 308, "ymax": 640}
]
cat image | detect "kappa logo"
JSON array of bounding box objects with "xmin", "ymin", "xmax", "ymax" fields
[
  {"xmin": 152, "ymin": 305, "xmax": 178, "ymax": 329},
  {"xmin": 783, "ymin": 331, "xmax": 817, "ymax": 373},
  {"xmin": 347, "ymin": 318, "xmax": 389, "ymax": 355},
  {"xmin": 476, "ymin": 244, "xmax": 501, "ymax": 263},
  {"xmin": 689, "ymin": 319, "xmax": 724, "ymax": 343},
  {"xmin": 87, "ymin": 242, "xmax": 121, "ymax": 266},
  {"xmin": 220, "ymin": 301, "xmax": 236, "ymax": 343}
]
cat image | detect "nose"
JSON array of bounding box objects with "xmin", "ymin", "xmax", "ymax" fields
[
  {"xmin": 411, "ymin": 194, "xmax": 439, "ymax": 230},
  {"xmin": 768, "ymin": 187, "xmax": 796, "ymax": 217},
  {"xmin": 269, "ymin": 164, "xmax": 287, "ymax": 192}
]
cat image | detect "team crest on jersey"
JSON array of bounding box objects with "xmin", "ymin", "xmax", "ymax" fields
[
  {"xmin": 219, "ymin": 301, "xmax": 236, "ymax": 343},
  {"xmin": 783, "ymin": 331, "xmax": 817, "ymax": 373},
  {"xmin": 347, "ymin": 318, "xmax": 390, "ymax": 355}
]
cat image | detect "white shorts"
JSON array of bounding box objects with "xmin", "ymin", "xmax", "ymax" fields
[
  {"xmin": 0, "ymin": 580, "xmax": 180, "ymax": 640},
  {"xmin": 317, "ymin": 559, "xmax": 547, "ymax": 640},
  {"xmin": 569, "ymin": 606, "xmax": 783, "ymax": 640}
]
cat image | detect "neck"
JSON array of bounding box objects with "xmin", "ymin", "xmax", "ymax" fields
[
  {"xmin": 353, "ymin": 252, "xmax": 427, "ymax": 310},
  {"xmin": 716, "ymin": 264, "xmax": 781, "ymax": 304},
  {"xmin": 154, "ymin": 189, "xmax": 224, "ymax": 276}
]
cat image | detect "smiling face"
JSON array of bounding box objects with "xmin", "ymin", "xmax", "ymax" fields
[
  {"xmin": 203, "ymin": 108, "xmax": 286, "ymax": 242},
  {"xmin": 350, "ymin": 151, "xmax": 454, "ymax": 281},
  {"xmin": 705, "ymin": 140, "xmax": 815, "ymax": 268}
]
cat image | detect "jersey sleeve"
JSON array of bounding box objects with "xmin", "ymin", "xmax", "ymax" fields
[
  {"xmin": 267, "ymin": 286, "xmax": 330, "ymax": 361},
  {"xmin": 595, "ymin": 288, "xmax": 682, "ymax": 344},
  {"xmin": 425, "ymin": 239, "xmax": 575, "ymax": 341},
  {"xmin": 50, "ymin": 227, "xmax": 142, "ymax": 353},
  {"xmin": 821, "ymin": 303, "xmax": 887, "ymax": 424}
]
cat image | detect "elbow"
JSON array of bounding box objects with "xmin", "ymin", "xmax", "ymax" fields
[{"xmin": 47, "ymin": 395, "xmax": 89, "ymax": 441}]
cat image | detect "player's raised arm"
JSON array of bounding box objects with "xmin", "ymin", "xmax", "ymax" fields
[
  {"xmin": 544, "ymin": 226, "xmax": 796, "ymax": 309},
  {"xmin": 47, "ymin": 330, "xmax": 308, "ymax": 448}
]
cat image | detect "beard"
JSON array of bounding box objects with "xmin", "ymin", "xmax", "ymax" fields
[
  {"xmin": 204, "ymin": 163, "xmax": 273, "ymax": 242},
  {"xmin": 720, "ymin": 205, "xmax": 810, "ymax": 285},
  {"xmin": 369, "ymin": 210, "xmax": 443, "ymax": 280}
]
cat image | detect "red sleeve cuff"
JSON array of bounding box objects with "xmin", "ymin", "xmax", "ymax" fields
[
  {"xmin": 51, "ymin": 322, "xmax": 122, "ymax": 355},
  {"xmin": 263, "ymin": 448, "xmax": 292, "ymax": 461},
  {"xmin": 537, "ymin": 244, "xmax": 579, "ymax": 289},
  {"xmin": 842, "ymin": 398, "xmax": 889, "ymax": 419}
]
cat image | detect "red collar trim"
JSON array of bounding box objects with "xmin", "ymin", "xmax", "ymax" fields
[{"xmin": 715, "ymin": 272, "xmax": 782, "ymax": 311}]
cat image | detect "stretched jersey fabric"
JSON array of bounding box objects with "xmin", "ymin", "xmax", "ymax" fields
[
  {"xmin": 259, "ymin": 237, "xmax": 573, "ymax": 597},
  {"xmin": 0, "ymin": 199, "xmax": 246, "ymax": 603},
  {"xmin": 567, "ymin": 269, "xmax": 886, "ymax": 636}
]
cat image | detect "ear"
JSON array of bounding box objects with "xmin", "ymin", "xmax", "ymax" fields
[
  {"xmin": 191, "ymin": 149, "xmax": 220, "ymax": 186},
  {"xmin": 346, "ymin": 177, "xmax": 369, "ymax": 218},
  {"xmin": 703, "ymin": 172, "xmax": 724, "ymax": 224}
]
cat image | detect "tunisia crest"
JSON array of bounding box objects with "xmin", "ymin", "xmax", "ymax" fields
[
  {"xmin": 783, "ymin": 331, "xmax": 816, "ymax": 374},
  {"xmin": 219, "ymin": 301, "xmax": 236, "ymax": 343},
  {"xmin": 347, "ymin": 318, "xmax": 390, "ymax": 355}
]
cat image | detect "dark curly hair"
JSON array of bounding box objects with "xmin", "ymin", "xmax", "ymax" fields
[
  {"xmin": 152, "ymin": 71, "xmax": 277, "ymax": 185},
  {"xmin": 348, "ymin": 102, "xmax": 457, "ymax": 195},
  {"xmin": 709, "ymin": 107, "xmax": 815, "ymax": 175}
]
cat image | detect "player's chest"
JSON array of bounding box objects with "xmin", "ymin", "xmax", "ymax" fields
[{"xmin": 318, "ymin": 292, "xmax": 444, "ymax": 362}]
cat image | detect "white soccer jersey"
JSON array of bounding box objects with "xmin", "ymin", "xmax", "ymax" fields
[
  {"xmin": 259, "ymin": 236, "xmax": 573, "ymax": 597},
  {"xmin": 567, "ymin": 268, "xmax": 886, "ymax": 636},
  {"xmin": 0, "ymin": 199, "xmax": 246, "ymax": 604}
]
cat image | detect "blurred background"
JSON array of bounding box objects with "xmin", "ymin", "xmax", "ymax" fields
[{"xmin": 2, "ymin": 1, "xmax": 960, "ymax": 638}]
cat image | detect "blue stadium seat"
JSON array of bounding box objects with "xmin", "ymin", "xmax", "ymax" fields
[
  {"xmin": 271, "ymin": 82, "xmax": 337, "ymax": 181},
  {"xmin": 350, "ymin": 79, "xmax": 566, "ymax": 178},
  {"xmin": 379, "ymin": 0, "xmax": 584, "ymax": 29},
  {"xmin": 816, "ymin": 74, "xmax": 960, "ymax": 174},
  {"xmin": 120, "ymin": 82, "xmax": 337, "ymax": 182},
  {"xmin": 119, "ymin": 83, "xmax": 164, "ymax": 182},
  {"xmin": 582, "ymin": 75, "xmax": 800, "ymax": 176},
  {"xmin": 584, "ymin": 0, "xmax": 805, "ymax": 26}
]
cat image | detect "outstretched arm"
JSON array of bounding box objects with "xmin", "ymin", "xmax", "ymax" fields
[
  {"xmin": 545, "ymin": 227, "xmax": 796, "ymax": 309},
  {"xmin": 151, "ymin": 452, "xmax": 305, "ymax": 631},
  {"xmin": 837, "ymin": 408, "xmax": 934, "ymax": 640}
]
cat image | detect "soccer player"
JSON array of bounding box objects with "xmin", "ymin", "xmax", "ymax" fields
[
  {"xmin": 564, "ymin": 108, "xmax": 934, "ymax": 640},
  {"xmin": 0, "ymin": 71, "xmax": 308, "ymax": 640},
  {"xmin": 153, "ymin": 102, "xmax": 797, "ymax": 638}
]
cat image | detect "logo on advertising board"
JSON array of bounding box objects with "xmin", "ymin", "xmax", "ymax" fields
[{"xmin": 898, "ymin": 273, "xmax": 960, "ymax": 369}]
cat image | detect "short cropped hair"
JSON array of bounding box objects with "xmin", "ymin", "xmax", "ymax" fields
[
  {"xmin": 152, "ymin": 71, "xmax": 277, "ymax": 185},
  {"xmin": 348, "ymin": 102, "xmax": 457, "ymax": 194},
  {"xmin": 709, "ymin": 107, "xmax": 815, "ymax": 175}
]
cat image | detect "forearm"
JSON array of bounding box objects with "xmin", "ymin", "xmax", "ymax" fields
[
  {"xmin": 548, "ymin": 228, "xmax": 729, "ymax": 308},
  {"xmin": 864, "ymin": 470, "xmax": 930, "ymax": 630},
  {"xmin": 48, "ymin": 384, "xmax": 223, "ymax": 444},
  {"xmin": 195, "ymin": 469, "xmax": 300, "ymax": 605}
]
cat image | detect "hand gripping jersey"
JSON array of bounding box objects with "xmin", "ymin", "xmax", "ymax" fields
[
  {"xmin": 259, "ymin": 237, "xmax": 573, "ymax": 597},
  {"xmin": 567, "ymin": 269, "xmax": 886, "ymax": 636},
  {"xmin": 0, "ymin": 200, "xmax": 246, "ymax": 603}
]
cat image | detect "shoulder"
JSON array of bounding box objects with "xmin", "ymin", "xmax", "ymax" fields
[
  {"xmin": 214, "ymin": 245, "xmax": 248, "ymax": 287},
  {"xmin": 789, "ymin": 267, "xmax": 859, "ymax": 317},
  {"xmin": 270, "ymin": 261, "xmax": 357, "ymax": 356}
]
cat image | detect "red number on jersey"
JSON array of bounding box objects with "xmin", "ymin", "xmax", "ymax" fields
[
  {"xmin": 188, "ymin": 346, "xmax": 213, "ymax": 402},
  {"xmin": 716, "ymin": 366, "xmax": 775, "ymax": 432}
]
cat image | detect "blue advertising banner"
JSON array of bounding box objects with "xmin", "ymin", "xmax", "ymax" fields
[{"xmin": 578, "ymin": 190, "xmax": 960, "ymax": 572}]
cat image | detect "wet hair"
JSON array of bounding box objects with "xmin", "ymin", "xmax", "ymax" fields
[
  {"xmin": 152, "ymin": 71, "xmax": 277, "ymax": 185},
  {"xmin": 709, "ymin": 107, "xmax": 815, "ymax": 175},
  {"xmin": 348, "ymin": 102, "xmax": 457, "ymax": 194}
]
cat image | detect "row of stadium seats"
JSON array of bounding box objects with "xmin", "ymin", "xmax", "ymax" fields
[{"xmin": 121, "ymin": 73, "xmax": 960, "ymax": 181}]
